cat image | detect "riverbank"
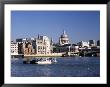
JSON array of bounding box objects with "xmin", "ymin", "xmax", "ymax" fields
[
  {"xmin": 11, "ymin": 52, "xmax": 100, "ymax": 58},
  {"xmin": 24, "ymin": 53, "xmax": 62, "ymax": 57}
]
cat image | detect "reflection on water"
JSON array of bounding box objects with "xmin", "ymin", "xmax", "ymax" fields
[{"xmin": 11, "ymin": 57, "xmax": 100, "ymax": 77}]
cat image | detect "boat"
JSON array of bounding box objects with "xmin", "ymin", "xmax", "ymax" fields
[
  {"xmin": 23, "ymin": 58, "xmax": 57, "ymax": 64},
  {"xmin": 36, "ymin": 59, "xmax": 52, "ymax": 64},
  {"xmin": 54, "ymin": 58, "xmax": 57, "ymax": 63},
  {"xmin": 36, "ymin": 58, "xmax": 57, "ymax": 64}
]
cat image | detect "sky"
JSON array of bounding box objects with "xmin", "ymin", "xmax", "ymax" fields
[{"xmin": 11, "ymin": 11, "xmax": 100, "ymax": 44}]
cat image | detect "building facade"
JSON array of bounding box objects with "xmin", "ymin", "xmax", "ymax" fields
[
  {"xmin": 16, "ymin": 38, "xmax": 25, "ymax": 54},
  {"xmin": 11, "ymin": 41, "xmax": 18, "ymax": 55},
  {"xmin": 36, "ymin": 35, "xmax": 51, "ymax": 54},
  {"xmin": 53, "ymin": 44, "xmax": 79, "ymax": 53},
  {"xmin": 89, "ymin": 40, "xmax": 95, "ymax": 47},
  {"xmin": 77, "ymin": 41, "xmax": 89, "ymax": 47},
  {"xmin": 97, "ymin": 40, "xmax": 100, "ymax": 46}
]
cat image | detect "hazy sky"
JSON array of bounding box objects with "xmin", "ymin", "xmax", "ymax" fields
[{"xmin": 11, "ymin": 11, "xmax": 100, "ymax": 44}]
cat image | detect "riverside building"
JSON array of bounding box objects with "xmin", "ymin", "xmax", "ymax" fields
[
  {"xmin": 77, "ymin": 41, "xmax": 89, "ymax": 47},
  {"xmin": 97, "ymin": 40, "xmax": 100, "ymax": 46},
  {"xmin": 11, "ymin": 41, "xmax": 18, "ymax": 55},
  {"xmin": 16, "ymin": 38, "xmax": 27, "ymax": 54},
  {"xmin": 89, "ymin": 40, "xmax": 95, "ymax": 47},
  {"xmin": 16, "ymin": 38, "xmax": 36, "ymax": 55},
  {"xmin": 36, "ymin": 35, "xmax": 51, "ymax": 54},
  {"xmin": 24, "ymin": 38, "xmax": 36, "ymax": 55},
  {"xmin": 15, "ymin": 35, "xmax": 51, "ymax": 55},
  {"xmin": 53, "ymin": 44, "xmax": 79, "ymax": 53},
  {"xmin": 23, "ymin": 39, "xmax": 36, "ymax": 55}
]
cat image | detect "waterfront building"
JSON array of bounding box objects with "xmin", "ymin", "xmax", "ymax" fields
[
  {"xmin": 17, "ymin": 43, "xmax": 24, "ymax": 54},
  {"xmin": 72, "ymin": 44, "xmax": 79, "ymax": 53},
  {"xmin": 59, "ymin": 30, "xmax": 69, "ymax": 45},
  {"xmin": 16, "ymin": 38, "xmax": 36, "ymax": 55},
  {"xmin": 24, "ymin": 38, "xmax": 36, "ymax": 54},
  {"xmin": 11, "ymin": 41, "xmax": 18, "ymax": 55},
  {"xmin": 97, "ymin": 40, "xmax": 100, "ymax": 46},
  {"xmin": 36, "ymin": 35, "xmax": 51, "ymax": 54},
  {"xmin": 77, "ymin": 41, "xmax": 89, "ymax": 47},
  {"xmin": 91, "ymin": 46, "xmax": 100, "ymax": 51},
  {"xmin": 89, "ymin": 40, "xmax": 95, "ymax": 47},
  {"xmin": 53, "ymin": 44, "xmax": 79, "ymax": 53},
  {"xmin": 53, "ymin": 44, "xmax": 69, "ymax": 53},
  {"xmin": 24, "ymin": 42, "xmax": 34, "ymax": 55},
  {"xmin": 16, "ymin": 38, "xmax": 26, "ymax": 54}
]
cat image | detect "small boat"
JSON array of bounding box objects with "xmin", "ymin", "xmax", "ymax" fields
[
  {"xmin": 53, "ymin": 58, "xmax": 57, "ymax": 63},
  {"xmin": 36, "ymin": 59, "xmax": 52, "ymax": 64},
  {"xmin": 36, "ymin": 58, "xmax": 57, "ymax": 64},
  {"xmin": 23, "ymin": 58, "xmax": 57, "ymax": 64}
]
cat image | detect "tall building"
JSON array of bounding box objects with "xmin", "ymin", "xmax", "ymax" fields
[
  {"xmin": 97, "ymin": 40, "xmax": 100, "ymax": 46},
  {"xmin": 50, "ymin": 37, "xmax": 53, "ymax": 53},
  {"xmin": 36, "ymin": 35, "xmax": 51, "ymax": 54},
  {"xmin": 59, "ymin": 30, "xmax": 69, "ymax": 45},
  {"xmin": 89, "ymin": 40, "xmax": 95, "ymax": 47},
  {"xmin": 11, "ymin": 41, "xmax": 18, "ymax": 55},
  {"xmin": 16, "ymin": 38, "xmax": 26, "ymax": 54}
]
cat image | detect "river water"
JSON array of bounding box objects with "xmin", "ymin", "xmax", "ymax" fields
[{"xmin": 11, "ymin": 57, "xmax": 100, "ymax": 77}]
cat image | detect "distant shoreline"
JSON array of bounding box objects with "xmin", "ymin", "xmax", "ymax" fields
[{"xmin": 24, "ymin": 54, "xmax": 62, "ymax": 57}]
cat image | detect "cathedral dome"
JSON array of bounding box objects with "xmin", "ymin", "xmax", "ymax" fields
[
  {"xmin": 61, "ymin": 30, "xmax": 68, "ymax": 38},
  {"xmin": 61, "ymin": 34, "xmax": 68, "ymax": 38},
  {"xmin": 59, "ymin": 30, "xmax": 70, "ymax": 45}
]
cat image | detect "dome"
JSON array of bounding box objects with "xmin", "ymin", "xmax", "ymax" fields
[
  {"xmin": 59, "ymin": 30, "xmax": 70, "ymax": 45},
  {"xmin": 61, "ymin": 30, "xmax": 68, "ymax": 38},
  {"xmin": 61, "ymin": 34, "xmax": 68, "ymax": 38}
]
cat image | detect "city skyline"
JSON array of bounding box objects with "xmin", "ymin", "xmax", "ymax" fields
[{"xmin": 11, "ymin": 11, "xmax": 100, "ymax": 44}]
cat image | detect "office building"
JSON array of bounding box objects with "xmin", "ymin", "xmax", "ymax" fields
[{"xmin": 11, "ymin": 41, "xmax": 18, "ymax": 55}]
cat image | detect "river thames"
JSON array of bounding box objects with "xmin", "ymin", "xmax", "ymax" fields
[{"xmin": 11, "ymin": 57, "xmax": 100, "ymax": 77}]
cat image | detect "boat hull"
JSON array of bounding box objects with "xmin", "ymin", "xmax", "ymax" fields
[{"xmin": 36, "ymin": 61, "xmax": 52, "ymax": 64}]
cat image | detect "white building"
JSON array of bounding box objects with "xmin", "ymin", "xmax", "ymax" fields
[
  {"xmin": 77, "ymin": 41, "xmax": 89, "ymax": 47},
  {"xmin": 36, "ymin": 35, "xmax": 51, "ymax": 54},
  {"xmin": 11, "ymin": 41, "xmax": 18, "ymax": 55}
]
